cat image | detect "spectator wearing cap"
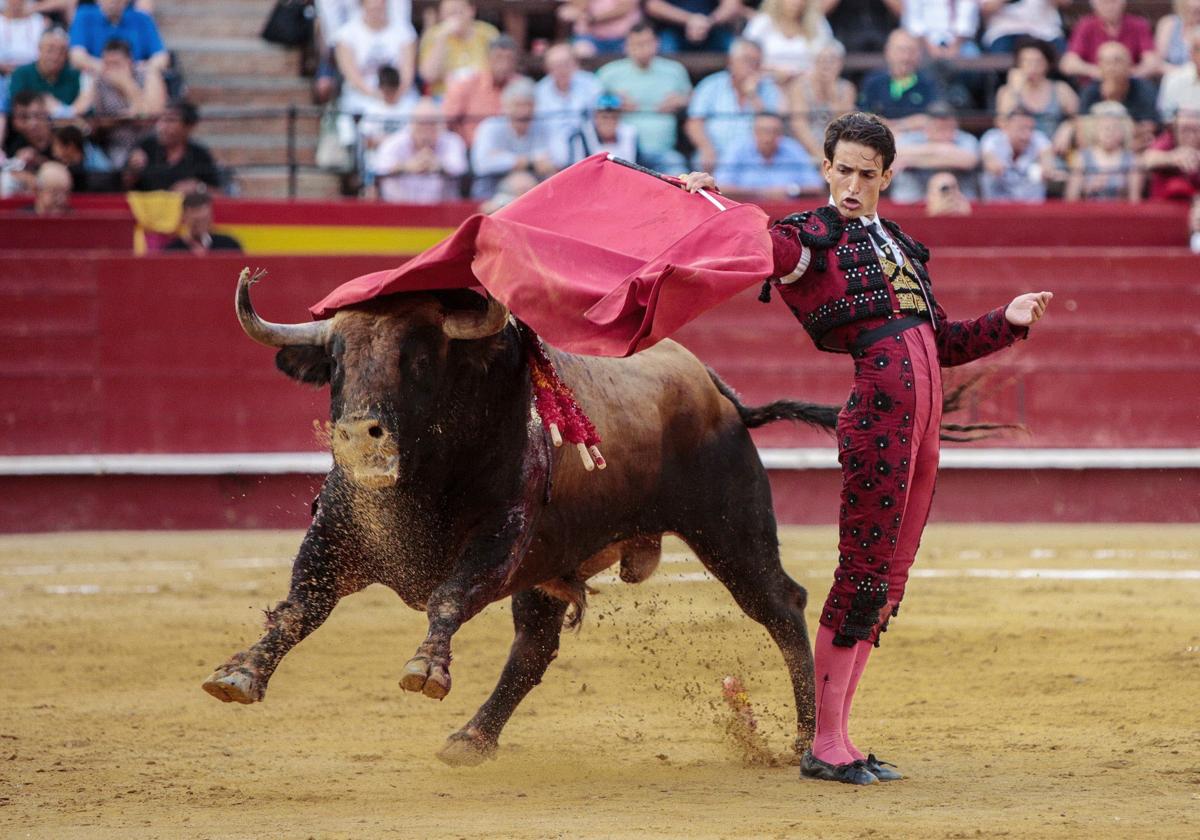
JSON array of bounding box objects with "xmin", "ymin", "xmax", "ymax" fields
[
  {"xmin": 994, "ymin": 39, "xmax": 1078, "ymax": 153},
  {"xmin": 889, "ymin": 101, "xmax": 980, "ymax": 203},
  {"xmin": 534, "ymin": 43, "xmax": 602, "ymax": 147},
  {"xmin": 124, "ymin": 101, "xmax": 220, "ymax": 192},
  {"xmin": 443, "ymin": 34, "xmax": 528, "ymax": 145},
  {"xmin": 1078, "ymin": 41, "xmax": 1159, "ymax": 148},
  {"xmin": 418, "ymin": 0, "xmax": 498, "ymax": 98},
  {"xmin": 788, "ymin": 39, "xmax": 856, "ymax": 160},
  {"xmin": 1064, "ymin": 101, "xmax": 1141, "ymax": 201},
  {"xmin": 8, "ymin": 27, "xmax": 83, "ymax": 116},
  {"xmin": 712, "ymin": 110, "xmax": 822, "ymax": 198},
  {"xmin": 1158, "ymin": 26, "xmax": 1200, "ymax": 120},
  {"xmin": 470, "ymin": 77, "xmax": 557, "ymax": 199},
  {"xmin": 643, "ymin": 0, "xmax": 745, "ymax": 54},
  {"xmin": 825, "ymin": 0, "xmax": 897, "ymax": 54},
  {"xmin": 1156, "ymin": 0, "xmax": 1200, "ymax": 72},
  {"xmin": 554, "ymin": 91, "xmax": 637, "ymax": 166},
  {"xmin": 979, "ymin": 106, "xmax": 1055, "ymax": 201},
  {"xmin": 1060, "ymin": 0, "xmax": 1160, "ymax": 82},
  {"xmin": 333, "ymin": 0, "xmax": 417, "ymax": 127},
  {"xmin": 980, "ymin": 0, "xmax": 1066, "ymax": 55},
  {"xmin": 372, "ymin": 96, "xmax": 468, "ymax": 203},
  {"xmin": 858, "ymin": 30, "xmax": 940, "ymax": 132},
  {"xmin": 72, "ymin": 36, "xmax": 165, "ymax": 165},
  {"xmin": 558, "ymin": 0, "xmax": 642, "ymax": 57},
  {"xmin": 743, "ymin": 0, "xmax": 833, "ymax": 83},
  {"xmin": 595, "ymin": 23, "xmax": 691, "ymax": 173},
  {"xmin": 685, "ymin": 38, "xmax": 783, "ymax": 172},
  {"xmin": 68, "ymin": 0, "xmax": 166, "ymax": 75},
  {"xmin": 899, "ymin": 0, "xmax": 982, "ymax": 60},
  {"xmin": 32, "ymin": 158, "xmax": 70, "ymax": 213},
  {"xmin": 1142, "ymin": 109, "xmax": 1200, "ymax": 200},
  {"xmin": 163, "ymin": 191, "xmax": 242, "ymax": 254}
]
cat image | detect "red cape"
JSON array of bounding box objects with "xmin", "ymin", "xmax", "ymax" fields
[{"xmin": 310, "ymin": 154, "xmax": 773, "ymax": 357}]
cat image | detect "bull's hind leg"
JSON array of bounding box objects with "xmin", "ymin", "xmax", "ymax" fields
[
  {"xmin": 438, "ymin": 588, "xmax": 569, "ymax": 766},
  {"xmin": 674, "ymin": 454, "xmax": 816, "ymax": 755},
  {"xmin": 203, "ymin": 538, "xmax": 363, "ymax": 704}
]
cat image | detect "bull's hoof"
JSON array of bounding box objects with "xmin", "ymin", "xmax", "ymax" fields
[
  {"xmin": 437, "ymin": 730, "xmax": 497, "ymax": 767},
  {"xmin": 202, "ymin": 666, "xmax": 264, "ymax": 704},
  {"xmin": 399, "ymin": 656, "xmax": 452, "ymax": 700}
]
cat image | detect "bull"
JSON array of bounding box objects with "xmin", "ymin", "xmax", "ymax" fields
[{"xmin": 203, "ymin": 269, "xmax": 837, "ymax": 765}]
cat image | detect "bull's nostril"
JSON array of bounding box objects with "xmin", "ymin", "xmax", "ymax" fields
[{"xmin": 368, "ymin": 425, "xmax": 383, "ymax": 439}]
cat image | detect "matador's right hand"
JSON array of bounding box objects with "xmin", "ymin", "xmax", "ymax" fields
[{"xmin": 679, "ymin": 171, "xmax": 718, "ymax": 193}]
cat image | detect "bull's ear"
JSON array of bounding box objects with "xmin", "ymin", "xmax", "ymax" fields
[{"xmin": 275, "ymin": 346, "xmax": 332, "ymax": 385}]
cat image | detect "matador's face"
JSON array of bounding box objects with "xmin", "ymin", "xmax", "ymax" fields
[{"xmin": 822, "ymin": 140, "xmax": 893, "ymax": 220}]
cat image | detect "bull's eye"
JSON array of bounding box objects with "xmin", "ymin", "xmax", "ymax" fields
[{"xmin": 368, "ymin": 425, "xmax": 383, "ymax": 439}]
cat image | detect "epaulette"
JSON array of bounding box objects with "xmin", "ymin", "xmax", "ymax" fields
[
  {"xmin": 880, "ymin": 218, "xmax": 931, "ymax": 264},
  {"xmin": 775, "ymin": 205, "xmax": 844, "ymax": 250}
]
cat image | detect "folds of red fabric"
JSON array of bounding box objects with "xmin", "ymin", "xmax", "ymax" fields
[{"xmin": 309, "ymin": 153, "xmax": 774, "ymax": 357}]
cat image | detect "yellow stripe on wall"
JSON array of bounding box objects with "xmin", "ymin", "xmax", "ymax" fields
[{"xmin": 215, "ymin": 224, "xmax": 456, "ymax": 255}]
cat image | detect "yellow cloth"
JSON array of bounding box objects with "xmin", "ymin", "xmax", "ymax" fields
[
  {"xmin": 418, "ymin": 20, "xmax": 499, "ymax": 97},
  {"xmin": 127, "ymin": 191, "xmax": 183, "ymax": 255}
]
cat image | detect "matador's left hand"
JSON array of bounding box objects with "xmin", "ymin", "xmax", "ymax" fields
[{"xmin": 1005, "ymin": 291, "xmax": 1053, "ymax": 327}]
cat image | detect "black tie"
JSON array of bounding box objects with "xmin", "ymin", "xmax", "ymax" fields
[{"xmin": 865, "ymin": 222, "xmax": 901, "ymax": 266}]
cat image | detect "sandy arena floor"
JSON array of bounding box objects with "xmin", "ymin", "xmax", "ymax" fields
[{"xmin": 1, "ymin": 524, "xmax": 1198, "ymax": 839}]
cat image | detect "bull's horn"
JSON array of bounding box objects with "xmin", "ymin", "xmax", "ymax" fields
[
  {"xmin": 235, "ymin": 268, "xmax": 330, "ymax": 348},
  {"xmin": 443, "ymin": 293, "xmax": 510, "ymax": 340}
]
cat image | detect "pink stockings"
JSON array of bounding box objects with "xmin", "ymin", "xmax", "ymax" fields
[{"xmin": 811, "ymin": 626, "xmax": 873, "ymax": 764}]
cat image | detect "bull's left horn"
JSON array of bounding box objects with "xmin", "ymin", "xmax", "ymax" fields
[
  {"xmin": 443, "ymin": 293, "xmax": 510, "ymax": 340},
  {"xmin": 236, "ymin": 268, "xmax": 330, "ymax": 348}
]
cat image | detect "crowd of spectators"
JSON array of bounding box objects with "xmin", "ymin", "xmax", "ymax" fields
[
  {"xmin": 3, "ymin": 0, "xmax": 1200, "ymax": 216},
  {"xmin": 0, "ymin": 0, "xmax": 220, "ymax": 208}
]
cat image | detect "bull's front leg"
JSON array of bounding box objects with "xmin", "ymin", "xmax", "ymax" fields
[{"xmin": 203, "ymin": 528, "xmax": 363, "ymax": 704}]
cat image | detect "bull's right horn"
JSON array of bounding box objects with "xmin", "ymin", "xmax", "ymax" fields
[
  {"xmin": 236, "ymin": 268, "xmax": 330, "ymax": 348},
  {"xmin": 442, "ymin": 293, "xmax": 510, "ymax": 340}
]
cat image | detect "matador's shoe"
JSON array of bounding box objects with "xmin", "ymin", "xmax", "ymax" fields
[
  {"xmin": 800, "ymin": 751, "xmax": 878, "ymax": 785},
  {"xmin": 865, "ymin": 754, "xmax": 904, "ymax": 781}
]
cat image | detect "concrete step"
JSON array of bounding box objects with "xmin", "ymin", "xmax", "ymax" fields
[
  {"xmin": 171, "ymin": 37, "xmax": 300, "ymax": 78},
  {"xmin": 157, "ymin": 2, "xmax": 270, "ymax": 40},
  {"xmin": 188, "ymin": 75, "xmax": 312, "ymax": 106},
  {"xmin": 235, "ymin": 167, "xmax": 345, "ymax": 199},
  {"xmin": 197, "ymin": 109, "xmax": 322, "ymax": 138},
  {"xmin": 202, "ymin": 133, "xmax": 317, "ymax": 167}
]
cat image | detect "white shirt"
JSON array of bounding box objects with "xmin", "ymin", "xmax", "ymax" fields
[
  {"xmin": 1158, "ymin": 62, "xmax": 1200, "ymax": 121},
  {"xmin": 901, "ymin": 0, "xmax": 980, "ymax": 47},
  {"xmin": 317, "ymin": 0, "xmax": 412, "ymax": 40},
  {"xmin": 779, "ymin": 199, "xmax": 904, "ymax": 284},
  {"xmin": 333, "ymin": 14, "xmax": 416, "ymax": 89},
  {"xmin": 0, "ymin": 12, "xmax": 45, "ymax": 67},
  {"xmin": 742, "ymin": 14, "xmax": 832, "ymax": 76},
  {"xmin": 374, "ymin": 128, "xmax": 468, "ymax": 204}
]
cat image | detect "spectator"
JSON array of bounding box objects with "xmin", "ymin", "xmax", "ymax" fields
[
  {"xmin": 925, "ymin": 170, "xmax": 972, "ymax": 215},
  {"xmin": 479, "ymin": 168, "xmax": 538, "ymax": 213},
  {"xmin": 1155, "ymin": 0, "xmax": 1200, "ymax": 72},
  {"xmin": 31, "ymin": 157, "xmax": 69, "ymax": 212},
  {"xmin": 685, "ymin": 38, "xmax": 783, "ymax": 172},
  {"xmin": 1159, "ymin": 27, "xmax": 1200, "ymax": 120},
  {"xmin": 643, "ymin": 0, "xmax": 744, "ymax": 54},
  {"xmin": 418, "ymin": 0, "xmax": 498, "ymax": 97},
  {"xmin": 1064, "ymin": 101, "xmax": 1141, "ymax": 201},
  {"xmin": 994, "ymin": 39, "xmax": 1078, "ymax": 152},
  {"xmin": 50, "ymin": 122, "xmax": 116, "ymax": 191},
  {"xmin": 534, "ymin": 42, "xmax": 602, "ymax": 146},
  {"xmin": 3, "ymin": 89, "xmax": 51, "ymax": 167},
  {"xmin": 859, "ymin": 30, "xmax": 940, "ymax": 131},
  {"xmin": 713, "ymin": 110, "xmax": 822, "ymax": 198},
  {"xmin": 333, "ymin": 0, "xmax": 417, "ymax": 125},
  {"xmin": 743, "ymin": 0, "xmax": 833, "ymax": 83},
  {"xmin": 124, "ymin": 100, "xmax": 220, "ymax": 192},
  {"xmin": 554, "ymin": 91, "xmax": 637, "ymax": 166},
  {"xmin": 72, "ymin": 36, "xmax": 164, "ymax": 165},
  {"xmin": 1142, "ymin": 109, "xmax": 1200, "ymax": 200},
  {"xmin": 825, "ymin": 0, "xmax": 898, "ymax": 54},
  {"xmin": 1060, "ymin": 0, "xmax": 1160, "ymax": 82},
  {"xmin": 163, "ymin": 191, "xmax": 243, "ymax": 254},
  {"xmin": 900, "ymin": 0, "xmax": 981, "ymax": 59},
  {"xmin": 1189, "ymin": 195, "xmax": 1200, "ymax": 252},
  {"xmin": 980, "ymin": 107, "xmax": 1053, "ymax": 201},
  {"xmin": 1078, "ymin": 41, "xmax": 1159, "ymax": 147},
  {"xmin": 595, "ymin": 22, "xmax": 691, "ymax": 173},
  {"xmin": 1, "ymin": 2, "xmax": 47, "ymax": 96},
  {"xmin": 68, "ymin": 0, "xmax": 166, "ymax": 74},
  {"xmin": 980, "ymin": 0, "xmax": 1067, "ymax": 55},
  {"xmin": 558, "ymin": 0, "xmax": 642, "ymax": 57},
  {"xmin": 443, "ymin": 34, "xmax": 526, "ymax": 145},
  {"xmin": 788, "ymin": 39, "xmax": 856, "ymax": 161},
  {"xmin": 470, "ymin": 77, "xmax": 556, "ymax": 199},
  {"xmin": 373, "ymin": 96, "xmax": 467, "ymax": 202},
  {"xmin": 354, "ymin": 65, "xmax": 419, "ymax": 157},
  {"xmin": 890, "ymin": 101, "xmax": 980, "ymax": 202},
  {"xmin": 8, "ymin": 27, "xmax": 82, "ymax": 115}
]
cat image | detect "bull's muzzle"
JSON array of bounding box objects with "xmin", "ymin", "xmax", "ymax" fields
[{"xmin": 331, "ymin": 414, "xmax": 400, "ymax": 488}]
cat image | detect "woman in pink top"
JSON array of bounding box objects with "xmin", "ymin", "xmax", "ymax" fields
[{"xmin": 558, "ymin": 0, "xmax": 642, "ymax": 56}]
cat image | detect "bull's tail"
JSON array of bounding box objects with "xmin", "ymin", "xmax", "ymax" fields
[{"xmin": 707, "ymin": 367, "xmax": 838, "ymax": 431}]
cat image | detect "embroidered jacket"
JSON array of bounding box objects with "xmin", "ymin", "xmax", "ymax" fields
[{"xmin": 766, "ymin": 205, "xmax": 1026, "ymax": 363}]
